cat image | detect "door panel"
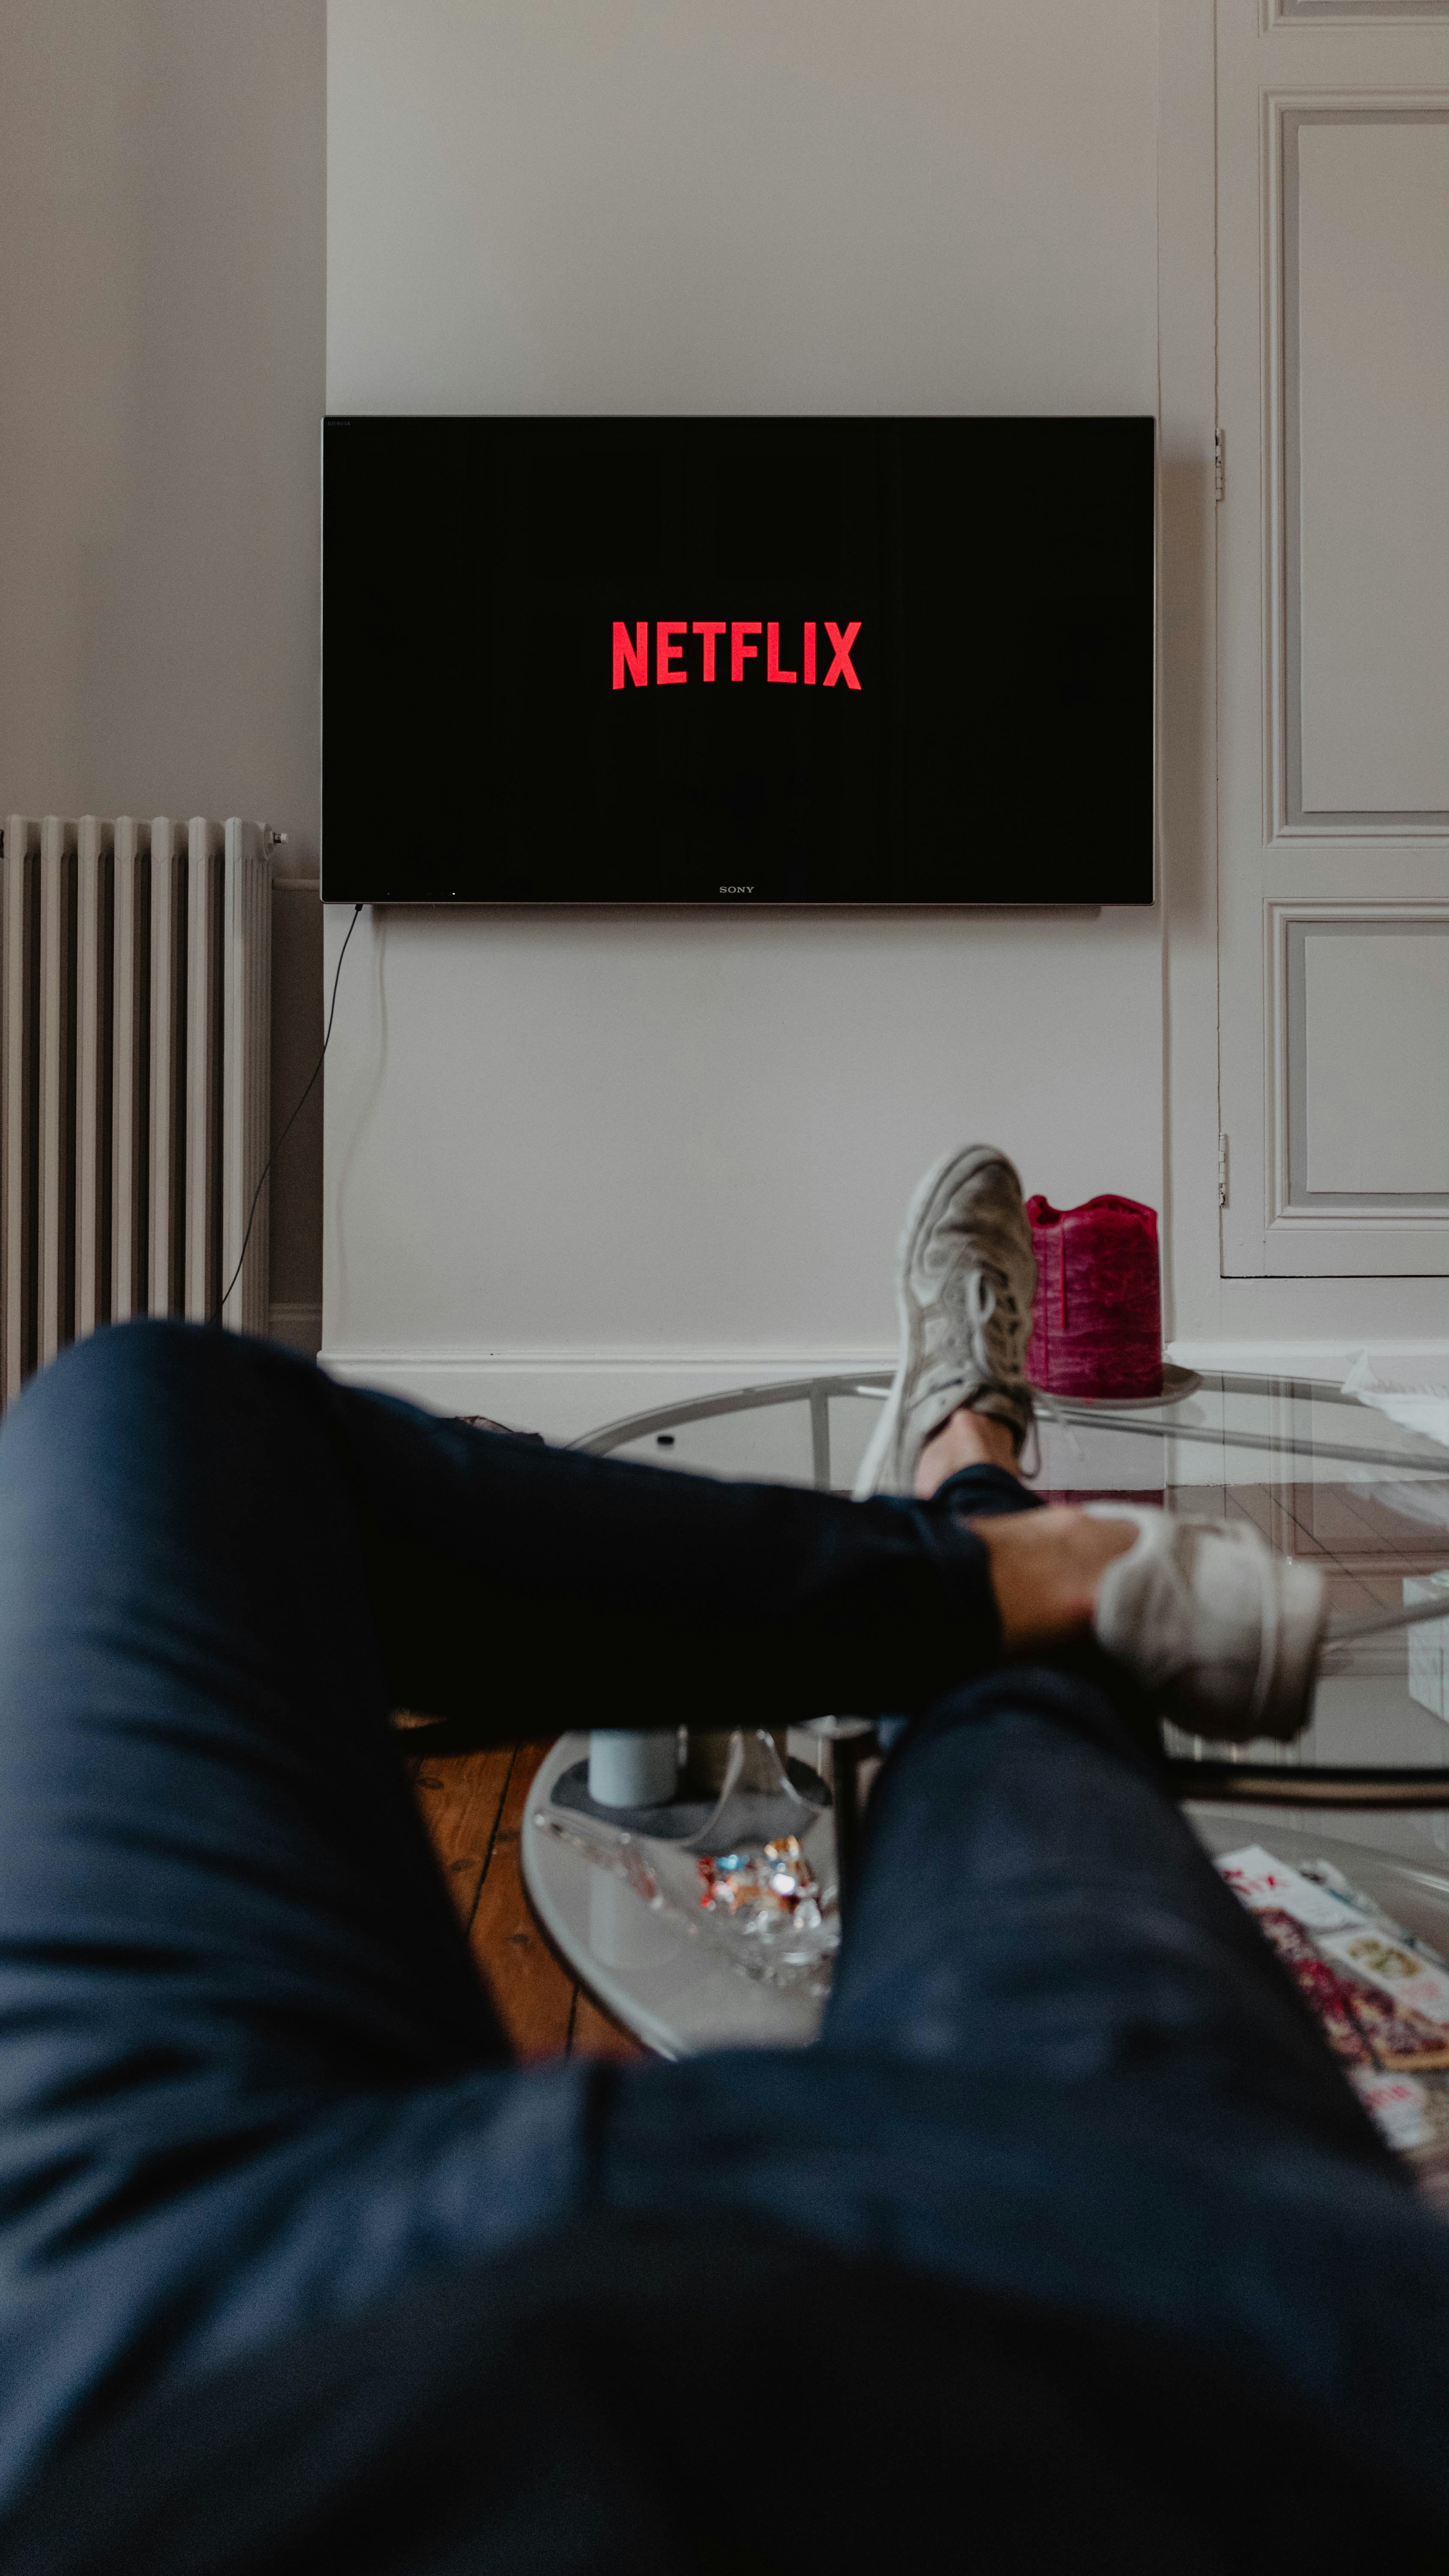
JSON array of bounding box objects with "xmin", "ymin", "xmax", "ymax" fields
[
  {"xmin": 1282, "ymin": 909, "xmax": 1449, "ymax": 1212},
  {"xmin": 1273, "ymin": 2, "xmax": 1449, "ymax": 23},
  {"xmin": 1216, "ymin": 5, "xmax": 1449, "ymax": 1277},
  {"xmin": 1293, "ymin": 116, "xmax": 1449, "ymax": 820},
  {"xmin": 1303, "ymin": 933, "xmax": 1449, "ymax": 1192}
]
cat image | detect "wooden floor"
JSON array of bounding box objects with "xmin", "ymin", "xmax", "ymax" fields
[{"xmin": 407, "ymin": 1739, "xmax": 644, "ymax": 2061}]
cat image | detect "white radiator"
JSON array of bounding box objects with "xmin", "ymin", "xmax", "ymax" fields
[{"xmin": 1, "ymin": 816, "xmax": 272, "ymax": 1405}]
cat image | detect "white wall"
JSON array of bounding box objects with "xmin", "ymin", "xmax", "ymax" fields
[
  {"xmin": 326, "ymin": 906, "xmax": 1163, "ymax": 1431},
  {"xmin": 325, "ymin": 0, "xmax": 1164, "ymax": 1437},
  {"xmin": 0, "ymin": 0, "xmax": 327, "ymax": 1331},
  {"xmin": 2, "ymin": 3, "xmax": 1423, "ymax": 1407},
  {"xmin": 327, "ymin": 0, "xmax": 1160, "ymax": 1432}
]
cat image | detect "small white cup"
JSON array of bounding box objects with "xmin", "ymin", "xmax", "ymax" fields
[{"xmin": 587, "ymin": 1729, "xmax": 679, "ymax": 1810}]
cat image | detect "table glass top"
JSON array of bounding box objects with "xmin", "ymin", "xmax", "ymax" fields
[{"xmin": 577, "ymin": 1369, "xmax": 1449, "ymax": 1867}]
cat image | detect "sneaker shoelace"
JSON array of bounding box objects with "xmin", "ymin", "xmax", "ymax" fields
[
  {"xmin": 962, "ymin": 1264, "xmax": 1001, "ymax": 1383},
  {"xmin": 960, "ymin": 1260, "xmax": 1051, "ymax": 1472}
]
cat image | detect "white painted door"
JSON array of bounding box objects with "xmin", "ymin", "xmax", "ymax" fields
[{"xmin": 1216, "ymin": 0, "xmax": 1449, "ymax": 1278}]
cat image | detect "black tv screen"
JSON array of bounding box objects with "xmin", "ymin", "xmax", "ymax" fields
[{"xmin": 322, "ymin": 415, "xmax": 1154, "ymax": 906}]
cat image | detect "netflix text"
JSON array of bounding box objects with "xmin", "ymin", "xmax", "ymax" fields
[{"xmin": 611, "ymin": 620, "xmax": 862, "ymax": 691}]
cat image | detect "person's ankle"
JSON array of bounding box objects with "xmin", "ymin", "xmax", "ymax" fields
[
  {"xmin": 972, "ymin": 1507, "xmax": 1139, "ymax": 1655},
  {"xmin": 914, "ymin": 1406, "xmax": 1021, "ymax": 1500}
]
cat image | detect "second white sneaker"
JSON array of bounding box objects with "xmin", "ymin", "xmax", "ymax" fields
[
  {"xmin": 1086, "ymin": 1506, "xmax": 1328, "ymax": 1744},
  {"xmin": 855, "ymin": 1143, "xmax": 1038, "ymax": 1499}
]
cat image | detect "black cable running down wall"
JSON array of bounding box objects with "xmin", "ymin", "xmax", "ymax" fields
[{"xmin": 214, "ymin": 902, "xmax": 363, "ymax": 1326}]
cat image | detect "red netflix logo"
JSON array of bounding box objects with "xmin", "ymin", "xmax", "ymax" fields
[{"xmin": 611, "ymin": 620, "xmax": 862, "ymax": 691}]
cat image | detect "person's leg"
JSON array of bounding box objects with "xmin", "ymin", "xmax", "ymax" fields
[
  {"xmin": 826, "ymin": 1671, "xmax": 1380, "ymax": 2145},
  {"xmin": 0, "ymin": 1310, "xmax": 1365, "ymax": 2507},
  {"xmin": 914, "ymin": 1398, "xmax": 1042, "ymax": 1510},
  {"xmin": 838, "ymin": 1403, "xmax": 1390, "ymax": 2168},
  {"xmin": 875, "ymin": 1400, "xmax": 1129, "ymax": 1744},
  {"xmin": 588, "ymin": 1416, "xmax": 1449, "ymax": 2482},
  {"xmin": 0, "ymin": 1321, "xmax": 1043, "ymax": 2503},
  {"xmin": 605, "ymin": 1142, "xmax": 1449, "ymax": 2465},
  {"xmin": 933, "ymin": 1460, "xmax": 1039, "ymax": 1518},
  {"xmin": 0, "ymin": 1327, "xmax": 1036, "ymax": 2150},
  {"xmin": 0, "ymin": 1319, "xmax": 604, "ymax": 2503},
  {"xmin": 598, "ymin": 1655, "xmax": 1449, "ymax": 2507}
]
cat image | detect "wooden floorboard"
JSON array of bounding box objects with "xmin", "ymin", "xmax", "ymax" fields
[
  {"xmin": 407, "ymin": 1743, "xmax": 514, "ymax": 1928},
  {"xmin": 570, "ymin": 1987, "xmax": 649, "ymax": 2062},
  {"xmin": 411, "ymin": 1737, "xmax": 644, "ymax": 2064},
  {"xmin": 468, "ymin": 1744, "xmax": 576, "ymax": 2060}
]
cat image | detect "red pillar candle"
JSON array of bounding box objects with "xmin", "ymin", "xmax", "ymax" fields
[{"xmin": 1023, "ymin": 1196, "xmax": 1163, "ymax": 1400}]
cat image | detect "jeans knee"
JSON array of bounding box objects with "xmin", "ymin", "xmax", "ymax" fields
[
  {"xmin": 3, "ymin": 1319, "xmax": 297, "ymax": 1458},
  {"xmin": 19, "ymin": 1316, "xmax": 205, "ymax": 1409},
  {"xmin": 894, "ymin": 1660, "xmax": 1151, "ymax": 1779}
]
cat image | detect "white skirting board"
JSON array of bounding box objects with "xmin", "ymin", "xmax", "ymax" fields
[{"xmin": 313, "ymin": 1337, "xmax": 1449, "ymax": 1447}]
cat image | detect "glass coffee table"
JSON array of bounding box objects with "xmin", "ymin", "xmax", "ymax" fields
[{"xmin": 520, "ymin": 1368, "xmax": 1449, "ymax": 2058}]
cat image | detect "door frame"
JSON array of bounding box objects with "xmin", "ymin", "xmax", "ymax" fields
[{"xmin": 1157, "ymin": 0, "xmax": 1449, "ymax": 1368}]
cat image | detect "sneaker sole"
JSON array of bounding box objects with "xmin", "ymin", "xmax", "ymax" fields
[
  {"xmin": 854, "ymin": 1142, "xmax": 1027, "ymax": 1501},
  {"xmin": 1254, "ymin": 1556, "xmax": 1329, "ymax": 1742}
]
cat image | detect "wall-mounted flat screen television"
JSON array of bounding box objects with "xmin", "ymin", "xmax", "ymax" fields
[{"xmin": 322, "ymin": 415, "xmax": 1154, "ymax": 906}]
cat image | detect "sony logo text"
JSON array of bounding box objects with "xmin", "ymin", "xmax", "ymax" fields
[{"xmin": 611, "ymin": 620, "xmax": 862, "ymax": 691}]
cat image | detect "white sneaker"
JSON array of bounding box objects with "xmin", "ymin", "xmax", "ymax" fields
[
  {"xmin": 1086, "ymin": 1506, "xmax": 1328, "ymax": 1743},
  {"xmin": 855, "ymin": 1144, "xmax": 1038, "ymax": 1499}
]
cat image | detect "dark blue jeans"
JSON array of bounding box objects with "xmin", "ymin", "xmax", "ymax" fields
[{"xmin": 2, "ymin": 1321, "xmax": 1448, "ymax": 2518}]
